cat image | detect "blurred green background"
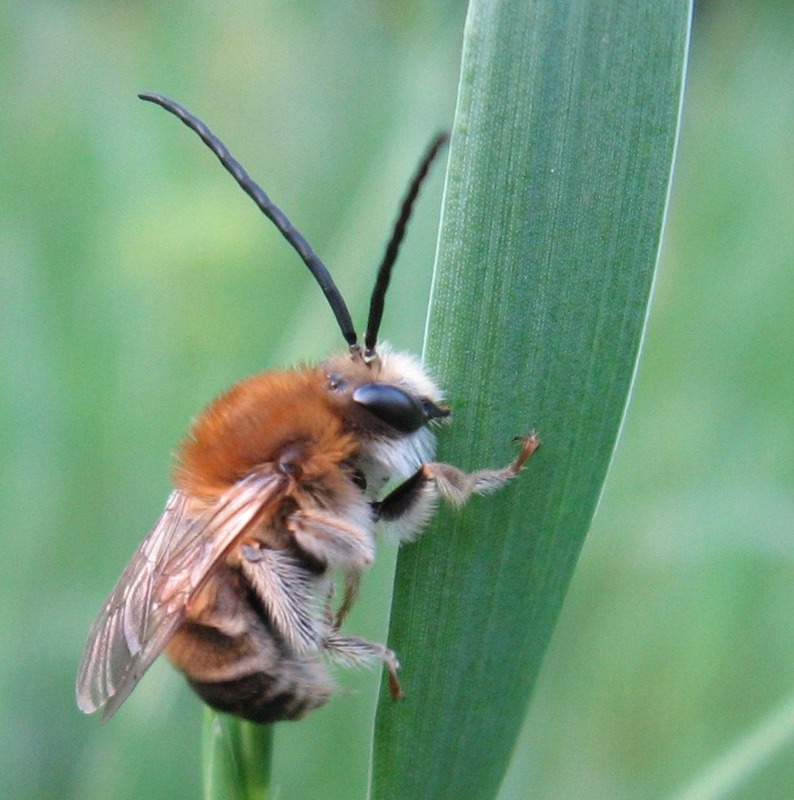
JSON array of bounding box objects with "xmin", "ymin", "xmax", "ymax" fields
[{"xmin": 1, "ymin": 2, "xmax": 792, "ymax": 798}]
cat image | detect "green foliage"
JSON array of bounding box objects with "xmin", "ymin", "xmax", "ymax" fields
[{"xmin": 2, "ymin": 2, "xmax": 794, "ymax": 799}]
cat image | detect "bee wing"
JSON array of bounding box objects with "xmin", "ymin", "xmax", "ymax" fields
[{"xmin": 76, "ymin": 470, "xmax": 290, "ymax": 721}]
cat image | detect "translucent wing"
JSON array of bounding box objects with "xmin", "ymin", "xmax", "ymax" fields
[{"xmin": 76, "ymin": 469, "xmax": 290, "ymax": 721}]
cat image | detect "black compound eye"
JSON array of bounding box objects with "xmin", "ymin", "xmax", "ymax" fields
[{"xmin": 352, "ymin": 382, "xmax": 429, "ymax": 433}]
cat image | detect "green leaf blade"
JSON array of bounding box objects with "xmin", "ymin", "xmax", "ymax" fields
[{"xmin": 372, "ymin": 2, "xmax": 691, "ymax": 798}]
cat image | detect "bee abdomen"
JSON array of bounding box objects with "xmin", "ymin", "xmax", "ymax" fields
[{"xmin": 188, "ymin": 664, "xmax": 332, "ymax": 724}]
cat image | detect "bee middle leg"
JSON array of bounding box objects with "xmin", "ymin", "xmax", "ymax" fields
[
  {"xmin": 317, "ymin": 569, "xmax": 361, "ymax": 630},
  {"xmin": 286, "ymin": 508, "xmax": 374, "ymax": 570},
  {"xmin": 284, "ymin": 510, "xmax": 371, "ymax": 627}
]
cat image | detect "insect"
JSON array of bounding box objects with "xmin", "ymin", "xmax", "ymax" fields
[{"xmin": 76, "ymin": 93, "xmax": 539, "ymax": 724}]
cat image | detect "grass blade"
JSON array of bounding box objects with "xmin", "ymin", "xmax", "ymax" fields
[
  {"xmin": 666, "ymin": 689, "xmax": 794, "ymax": 800},
  {"xmin": 202, "ymin": 709, "xmax": 273, "ymax": 800},
  {"xmin": 371, "ymin": 2, "xmax": 691, "ymax": 798}
]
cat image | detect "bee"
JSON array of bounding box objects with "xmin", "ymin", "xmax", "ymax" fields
[{"xmin": 76, "ymin": 93, "xmax": 539, "ymax": 725}]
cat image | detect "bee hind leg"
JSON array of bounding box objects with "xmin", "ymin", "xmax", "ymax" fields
[
  {"xmin": 237, "ymin": 545, "xmax": 325, "ymax": 654},
  {"xmin": 324, "ymin": 631, "xmax": 403, "ymax": 700}
]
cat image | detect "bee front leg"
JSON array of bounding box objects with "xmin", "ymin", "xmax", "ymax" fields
[{"xmin": 377, "ymin": 433, "xmax": 539, "ymax": 542}]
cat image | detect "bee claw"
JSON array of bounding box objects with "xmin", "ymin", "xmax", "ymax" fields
[
  {"xmin": 510, "ymin": 432, "xmax": 540, "ymax": 472},
  {"xmin": 388, "ymin": 667, "xmax": 404, "ymax": 701}
]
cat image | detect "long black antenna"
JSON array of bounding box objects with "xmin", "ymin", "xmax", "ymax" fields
[
  {"xmin": 139, "ymin": 92, "xmax": 358, "ymax": 348},
  {"xmin": 363, "ymin": 132, "xmax": 450, "ymax": 359}
]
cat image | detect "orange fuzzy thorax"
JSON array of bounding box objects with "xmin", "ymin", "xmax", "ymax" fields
[{"xmin": 174, "ymin": 366, "xmax": 358, "ymax": 500}]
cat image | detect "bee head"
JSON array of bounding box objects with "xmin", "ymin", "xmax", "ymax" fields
[{"xmin": 323, "ymin": 345, "xmax": 448, "ymax": 437}]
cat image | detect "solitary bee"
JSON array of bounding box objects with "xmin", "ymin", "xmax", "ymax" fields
[{"xmin": 76, "ymin": 94, "xmax": 538, "ymax": 724}]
